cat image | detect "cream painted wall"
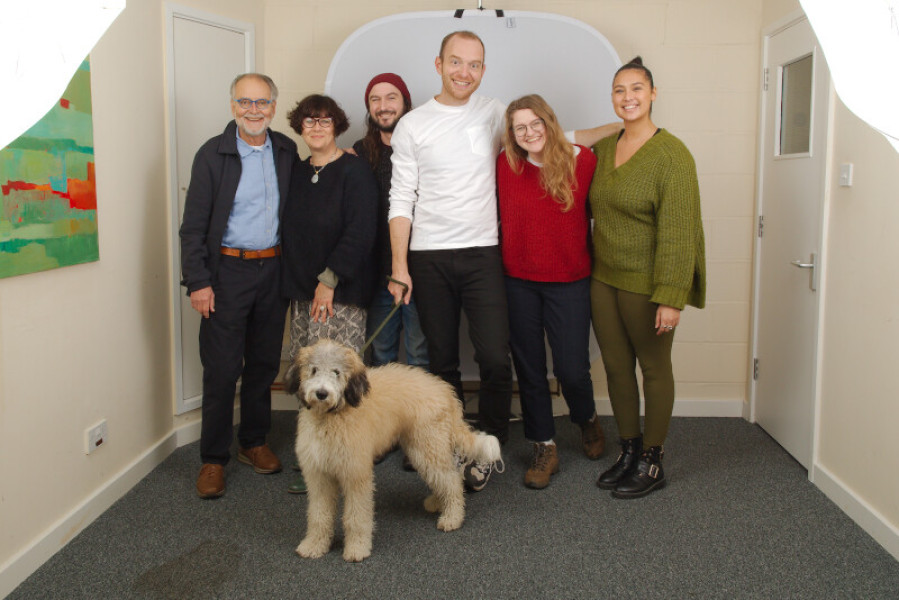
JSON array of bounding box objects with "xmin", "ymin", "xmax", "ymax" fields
[
  {"xmin": 0, "ymin": 0, "xmax": 264, "ymax": 579},
  {"xmin": 818, "ymin": 100, "xmax": 899, "ymax": 528},
  {"xmin": 265, "ymin": 0, "xmax": 762, "ymax": 411},
  {"xmin": 763, "ymin": 0, "xmax": 800, "ymax": 23}
]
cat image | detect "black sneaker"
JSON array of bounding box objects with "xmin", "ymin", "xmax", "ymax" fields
[{"xmin": 463, "ymin": 460, "xmax": 492, "ymax": 492}]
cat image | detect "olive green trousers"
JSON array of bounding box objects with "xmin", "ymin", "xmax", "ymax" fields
[{"xmin": 590, "ymin": 279, "xmax": 675, "ymax": 447}]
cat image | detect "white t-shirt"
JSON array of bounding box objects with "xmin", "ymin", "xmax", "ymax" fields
[{"xmin": 388, "ymin": 94, "xmax": 506, "ymax": 250}]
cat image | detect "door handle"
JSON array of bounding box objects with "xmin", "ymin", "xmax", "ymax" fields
[{"xmin": 790, "ymin": 253, "xmax": 817, "ymax": 291}]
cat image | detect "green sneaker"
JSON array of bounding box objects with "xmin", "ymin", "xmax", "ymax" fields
[{"xmin": 288, "ymin": 472, "xmax": 307, "ymax": 494}]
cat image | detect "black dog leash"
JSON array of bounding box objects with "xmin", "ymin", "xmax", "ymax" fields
[{"xmin": 359, "ymin": 277, "xmax": 409, "ymax": 357}]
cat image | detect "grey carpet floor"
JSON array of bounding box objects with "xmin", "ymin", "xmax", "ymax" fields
[{"xmin": 8, "ymin": 413, "xmax": 899, "ymax": 599}]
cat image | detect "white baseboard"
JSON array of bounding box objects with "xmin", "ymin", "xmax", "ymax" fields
[
  {"xmin": 275, "ymin": 392, "xmax": 745, "ymax": 418},
  {"xmin": 811, "ymin": 463, "xmax": 899, "ymax": 562},
  {"xmin": 174, "ymin": 419, "xmax": 203, "ymax": 447},
  {"xmin": 593, "ymin": 397, "xmax": 745, "ymax": 418}
]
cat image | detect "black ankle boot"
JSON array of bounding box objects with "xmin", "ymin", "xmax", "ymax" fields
[
  {"xmin": 611, "ymin": 445, "xmax": 666, "ymax": 499},
  {"xmin": 596, "ymin": 436, "xmax": 642, "ymax": 489}
]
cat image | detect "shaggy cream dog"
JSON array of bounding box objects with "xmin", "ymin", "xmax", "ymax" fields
[{"xmin": 284, "ymin": 338, "xmax": 503, "ymax": 562}]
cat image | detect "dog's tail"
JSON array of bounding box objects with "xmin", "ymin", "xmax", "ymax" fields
[{"xmin": 452, "ymin": 415, "xmax": 503, "ymax": 469}]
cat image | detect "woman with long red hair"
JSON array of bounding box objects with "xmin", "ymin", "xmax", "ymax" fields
[{"xmin": 497, "ymin": 94, "xmax": 606, "ymax": 489}]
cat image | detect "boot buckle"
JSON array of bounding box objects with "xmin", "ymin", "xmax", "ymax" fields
[{"xmin": 647, "ymin": 463, "xmax": 660, "ymax": 478}]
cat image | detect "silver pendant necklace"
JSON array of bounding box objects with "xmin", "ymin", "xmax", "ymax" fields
[{"xmin": 311, "ymin": 150, "xmax": 338, "ymax": 183}]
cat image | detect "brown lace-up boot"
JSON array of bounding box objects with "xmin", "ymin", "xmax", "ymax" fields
[
  {"xmin": 524, "ymin": 442, "xmax": 559, "ymax": 489},
  {"xmin": 580, "ymin": 413, "xmax": 606, "ymax": 459}
]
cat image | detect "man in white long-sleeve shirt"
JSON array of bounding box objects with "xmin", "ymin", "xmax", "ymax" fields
[
  {"xmin": 387, "ymin": 31, "xmax": 509, "ymax": 492},
  {"xmin": 388, "ymin": 30, "xmax": 619, "ymax": 491}
]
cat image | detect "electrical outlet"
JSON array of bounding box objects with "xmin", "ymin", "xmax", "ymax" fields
[{"xmin": 85, "ymin": 420, "xmax": 108, "ymax": 454}]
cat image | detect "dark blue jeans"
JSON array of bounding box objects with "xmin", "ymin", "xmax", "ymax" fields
[
  {"xmin": 409, "ymin": 246, "xmax": 513, "ymax": 443},
  {"xmin": 505, "ymin": 276, "xmax": 595, "ymax": 442},
  {"xmin": 366, "ymin": 286, "xmax": 429, "ymax": 368}
]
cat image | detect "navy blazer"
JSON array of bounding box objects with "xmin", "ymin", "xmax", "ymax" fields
[{"xmin": 179, "ymin": 121, "xmax": 299, "ymax": 294}]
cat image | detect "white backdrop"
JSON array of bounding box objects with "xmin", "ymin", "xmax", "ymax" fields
[
  {"xmin": 326, "ymin": 9, "xmax": 621, "ymax": 145},
  {"xmin": 325, "ymin": 9, "xmax": 621, "ymax": 380}
]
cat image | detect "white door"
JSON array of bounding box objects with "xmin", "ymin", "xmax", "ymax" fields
[
  {"xmin": 166, "ymin": 5, "xmax": 254, "ymax": 414},
  {"xmin": 753, "ymin": 18, "xmax": 830, "ymax": 469}
]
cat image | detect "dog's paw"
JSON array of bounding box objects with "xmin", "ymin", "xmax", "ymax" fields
[
  {"xmin": 437, "ymin": 513, "xmax": 464, "ymax": 532},
  {"xmin": 423, "ymin": 494, "xmax": 440, "ymax": 513},
  {"xmin": 342, "ymin": 542, "xmax": 371, "ymax": 563},
  {"xmin": 296, "ymin": 537, "xmax": 330, "ymax": 559}
]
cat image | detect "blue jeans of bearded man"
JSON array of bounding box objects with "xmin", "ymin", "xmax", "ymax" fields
[{"xmin": 366, "ymin": 287, "xmax": 429, "ymax": 368}]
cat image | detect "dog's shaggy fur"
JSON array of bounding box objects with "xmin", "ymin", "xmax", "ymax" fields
[{"xmin": 284, "ymin": 338, "xmax": 502, "ymax": 562}]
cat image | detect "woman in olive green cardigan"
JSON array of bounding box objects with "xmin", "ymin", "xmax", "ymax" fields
[{"xmin": 589, "ymin": 57, "xmax": 706, "ymax": 499}]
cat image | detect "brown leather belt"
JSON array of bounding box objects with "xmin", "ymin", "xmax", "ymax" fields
[{"xmin": 220, "ymin": 246, "xmax": 281, "ymax": 259}]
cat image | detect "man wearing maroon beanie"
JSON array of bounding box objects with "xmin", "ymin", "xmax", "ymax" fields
[{"xmin": 353, "ymin": 74, "xmax": 430, "ymax": 389}]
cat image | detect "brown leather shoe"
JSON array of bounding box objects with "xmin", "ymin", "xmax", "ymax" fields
[
  {"xmin": 238, "ymin": 444, "xmax": 282, "ymax": 474},
  {"xmin": 196, "ymin": 463, "xmax": 225, "ymax": 498},
  {"xmin": 580, "ymin": 414, "xmax": 606, "ymax": 460},
  {"xmin": 524, "ymin": 443, "xmax": 559, "ymax": 489}
]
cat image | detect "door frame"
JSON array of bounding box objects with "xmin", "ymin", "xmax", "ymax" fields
[
  {"xmin": 164, "ymin": 3, "xmax": 255, "ymax": 415},
  {"xmin": 749, "ymin": 10, "xmax": 834, "ymax": 478}
]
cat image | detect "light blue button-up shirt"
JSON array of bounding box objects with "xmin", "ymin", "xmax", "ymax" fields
[{"xmin": 222, "ymin": 129, "xmax": 280, "ymax": 250}]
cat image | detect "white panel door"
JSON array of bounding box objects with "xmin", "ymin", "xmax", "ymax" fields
[
  {"xmin": 754, "ymin": 18, "xmax": 830, "ymax": 469},
  {"xmin": 166, "ymin": 5, "xmax": 253, "ymax": 414}
]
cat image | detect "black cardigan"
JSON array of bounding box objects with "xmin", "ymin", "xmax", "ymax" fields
[
  {"xmin": 281, "ymin": 153, "xmax": 378, "ymax": 307},
  {"xmin": 352, "ymin": 138, "xmax": 394, "ymax": 281},
  {"xmin": 179, "ymin": 121, "xmax": 298, "ymax": 294}
]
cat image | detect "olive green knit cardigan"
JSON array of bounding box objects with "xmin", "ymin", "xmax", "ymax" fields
[{"xmin": 589, "ymin": 129, "xmax": 706, "ymax": 310}]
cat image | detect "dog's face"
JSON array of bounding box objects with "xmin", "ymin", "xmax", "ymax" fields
[{"xmin": 284, "ymin": 339, "xmax": 370, "ymax": 413}]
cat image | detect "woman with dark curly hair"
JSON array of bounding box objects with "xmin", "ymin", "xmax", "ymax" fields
[{"xmin": 281, "ymin": 94, "xmax": 378, "ymax": 493}]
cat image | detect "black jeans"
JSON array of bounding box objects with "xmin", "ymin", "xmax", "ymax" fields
[
  {"xmin": 199, "ymin": 255, "xmax": 288, "ymax": 464},
  {"xmin": 409, "ymin": 246, "xmax": 512, "ymax": 443}
]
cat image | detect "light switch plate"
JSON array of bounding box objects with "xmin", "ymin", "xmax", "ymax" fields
[{"xmin": 839, "ymin": 163, "xmax": 854, "ymax": 187}]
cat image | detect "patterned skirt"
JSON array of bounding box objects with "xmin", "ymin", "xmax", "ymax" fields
[{"xmin": 287, "ymin": 300, "xmax": 367, "ymax": 360}]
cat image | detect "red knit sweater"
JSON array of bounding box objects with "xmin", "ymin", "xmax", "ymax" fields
[{"xmin": 497, "ymin": 145, "xmax": 597, "ymax": 282}]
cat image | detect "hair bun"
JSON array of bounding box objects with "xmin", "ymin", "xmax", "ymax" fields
[{"xmin": 628, "ymin": 56, "xmax": 644, "ymax": 66}]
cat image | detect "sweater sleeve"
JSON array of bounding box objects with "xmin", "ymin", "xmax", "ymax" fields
[
  {"xmin": 651, "ymin": 144, "xmax": 702, "ymax": 309},
  {"xmin": 387, "ymin": 118, "xmax": 417, "ymax": 222},
  {"xmin": 326, "ymin": 158, "xmax": 378, "ymax": 284}
]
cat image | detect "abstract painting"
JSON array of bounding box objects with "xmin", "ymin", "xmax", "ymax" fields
[{"xmin": 0, "ymin": 58, "xmax": 98, "ymax": 278}]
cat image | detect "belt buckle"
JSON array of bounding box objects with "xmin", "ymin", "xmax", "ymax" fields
[{"xmin": 239, "ymin": 248, "xmax": 248, "ymax": 259}]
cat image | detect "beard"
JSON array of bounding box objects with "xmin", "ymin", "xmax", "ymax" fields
[{"xmin": 371, "ymin": 111, "xmax": 400, "ymax": 133}]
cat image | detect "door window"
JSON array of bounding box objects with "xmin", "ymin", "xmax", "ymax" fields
[{"xmin": 778, "ymin": 54, "xmax": 814, "ymax": 156}]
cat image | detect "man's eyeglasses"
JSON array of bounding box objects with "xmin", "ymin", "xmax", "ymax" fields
[
  {"xmin": 234, "ymin": 98, "xmax": 273, "ymax": 110},
  {"xmin": 302, "ymin": 117, "xmax": 334, "ymax": 129},
  {"xmin": 513, "ymin": 118, "xmax": 546, "ymax": 138}
]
